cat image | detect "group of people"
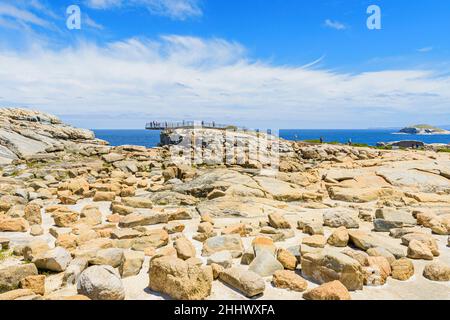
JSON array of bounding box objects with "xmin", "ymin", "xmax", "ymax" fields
[{"xmin": 147, "ymin": 121, "xmax": 168, "ymax": 128}]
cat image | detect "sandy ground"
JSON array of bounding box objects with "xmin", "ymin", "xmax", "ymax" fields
[{"xmin": 1, "ymin": 198, "xmax": 449, "ymax": 300}]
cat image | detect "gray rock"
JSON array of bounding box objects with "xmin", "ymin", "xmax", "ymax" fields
[
  {"xmin": 373, "ymin": 219, "xmax": 404, "ymax": 232},
  {"xmin": 33, "ymin": 247, "xmax": 72, "ymax": 272},
  {"xmin": 249, "ymin": 250, "xmax": 284, "ymax": 277},
  {"xmin": 375, "ymin": 208, "xmax": 417, "ymax": 225},
  {"xmin": 219, "ymin": 268, "xmax": 265, "ymax": 297},
  {"xmin": 207, "ymin": 251, "xmax": 233, "ymax": 268},
  {"xmin": 202, "ymin": 235, "xmax": 244, "ymax": 257},
  {"xmin": 323, "ymin": 210, "xmax": 359, "ymax": 229},
  {"xmin": 77, "ymin": 265, "xmax": 125, "ymax": 300},
  {"xmin": 349, "ymin": 230, "xmax": 406, "ymax": 258},
  {"xmin": 89, "ymin": 248, "xmax": 124, "ymax": 268},
  {"xmin": 303, "ymin": 221, "xmax": 324, "ymax": 235}
]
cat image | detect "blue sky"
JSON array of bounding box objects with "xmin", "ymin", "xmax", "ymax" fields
[{"xmin": 0, "ymin": 0, "xmax": 449, "ymax": 129}]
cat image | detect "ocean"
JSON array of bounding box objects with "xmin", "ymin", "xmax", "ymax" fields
[{"xmin": 93, "ymin": 129, "xmax": 450, "ymax": 148}]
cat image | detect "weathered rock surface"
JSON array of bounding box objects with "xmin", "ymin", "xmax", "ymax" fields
[
  {"xmin": 1, "ymin": 108, "xmax": 449, "ymax": 301},
  {"xmin": 422, "ymin": 262, "xmax": 450, "ymax": 281},
  {"xmin": 0, "ymin": 264, "xmax": 38, "ymax": 293},
  {"xmin": 272, "ymin": 270, "xmax": 307, "ymax": 292},
  {"xmin": 33, "ymin": 247, "xmax": 72, "ymax": 272},
  {"xmin": 148, "ymin": 256, "xmax": 213, "ymax": 300},
  {"xmin": 303, "ymin": 280, "xmax": 351, "ymax": 300},
  {"xmin": 219, "ymin": 268, "xmax": 265, "ymax": 297},
  {"xmin": 77, "ymin": 265, "xmax": 125, "ymax": 300},
  {"xmin": 301, "ymin": 249, "xmax": 364, "ymax": 291}
]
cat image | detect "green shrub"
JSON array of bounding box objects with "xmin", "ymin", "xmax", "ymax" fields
[{"xmin": 302, "ymin": 139, "xmax": 321, "ymax": 144}]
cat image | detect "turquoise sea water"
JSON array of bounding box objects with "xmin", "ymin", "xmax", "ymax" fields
[{"xmin": 93, "ymin": 129, "xmax": 450, "ymax": 148}]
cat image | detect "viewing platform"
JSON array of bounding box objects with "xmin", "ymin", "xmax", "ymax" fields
[{"xmin": 145, "ymin": 121, "xmax": 249, "ymax": 131}]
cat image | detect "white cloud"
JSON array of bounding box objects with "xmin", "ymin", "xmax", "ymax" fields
[
  {"xmin": 324, "ymin": 19, "xmax": 347, "ymax": 30},
  {"xmin": 0, "ymin": 3, "xmax": 50, "ymax": 28},
  {"xmin": 417, "ymin": 47, "xmax": 433, "ymax": 53},
  {"xmin": 144, "ymin": 0, "xmax": 202, "ymax": 20},
  {"xmin": 85, "ymin": 0, "xmax": 123, "ymax": 9},
  {"xmin": 0, "ymin": 36, "xmax": 449, "ymax": 129},
  {"xmin": 85, "ymin": 0, "xmax": 202, "ymax": 20}
]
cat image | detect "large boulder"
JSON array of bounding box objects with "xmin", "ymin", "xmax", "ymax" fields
[
  {"xmin": 0, "ymin": 217, "xmax": 29, "ymax": 232},
  {"xmin": 121, "ymin": 197, "xmax": 153, "ymax": 209},
  {"xmin": 202, "ymin": 235, "xmax": 244, "ymax": 257},
  {"xmin": 33, "ymin": 247, "xmax": 72, "ymax": 272},
  {"xmin": 119, "ymin": 250, "xmax": 144, "ymax": 278},
  {"xmin": 348, "ymin": 230, "xmax": 406, "ymax": 258},
  {"xmin": 118, "ymin": 211, "xmax": 168, "ymax": 228},
  {"xmin": 148, "ymin": 256, "xmax": 213, "ymax": 300},
  {"xmin": 423, "ymin": 262, "xmax": 450, "ymax": 281},
  {"xmin": 89, "ymin": 248, "xmax": 124, "ymax": 268},
  {"xmin": 219, "ymin": 268, "xmax": 265, "ymax": 297},
  {"xmin": 24, "ymin": 203, "xmax": 42, "ymax": 225},
  {"xmin": 254, "ymin": 176, "xmax": 304, "ymax": 202},
  {"xmin": 327, "ymin": 226, "xmax": 349, "ymax": 247},
  {"xmin": 401, "ymin": 233, "xmax": 439, "ymax": 257},
  {"xmin": 391, "ymin": 258, "xmax": 414, "ymax": 281},
  {"xmin": 301, "ymin": 249, "xmax": 364, "ymax": 291},
  {"xmin": 53, "ymin": 210, "xmax": 79, "ymax": 227},
  {"xmin": 272, "ymin": 270, "xmax": 307, "ymax": 292},
  {"xmin": 328, "ymin": 186, "xmax": 396, "ymax": 203},
  {"xmin": 0, "ymin": 264, "xmax": 38, "ymax": 293},
  {"xmin": 131, "ymin": 229, "xmax": 169, "ymax": 251},
  {"xmin": 77, "ymin": 265, "xmax": 125, "ymax": 300},
  {"xmin": 249, "ymin": 250, "xmax": 284, "ymax": 277},
  {"xmin": 374, "ymin": 208, "xmax": 417, "ymax": 231},
  {"xmin": 19, "ymin": 275, "xmax": 45, "ymax": 296},
  {"xmin": 268, "ymin": 213, "xmax": 291, "ymax": 229},
  {"xmin": 323, "ymin": 210, "xmax": 359, "ymax": 229},
  {"xmin": 23, "ymin": 239, "xmax": 50, "ymax": 261},
  {"xmin": 407, "ymin": 240, "xmax": 434, "ymax": 260}
]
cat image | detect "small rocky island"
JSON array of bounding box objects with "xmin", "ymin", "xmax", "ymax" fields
[
  {"xmin": 0, "ymin": 108, "xmax": 449, "ymax": 301},
  {"xmin": 398, "ymin": 124, "xmax": 450, "ymax": 135}
]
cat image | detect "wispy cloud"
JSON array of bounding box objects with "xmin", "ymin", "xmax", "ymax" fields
[
  {"xmin": 0, "ymin": 1, "xmax": 106, "ymax": 39},
  {"xmin": 324, "ymin": 19, "xmax": 347, "ymax": 30},
  {"xmin": 1, "ymin": 36, "xmax": 449, "ymax": 129},
  {"xmin": 85, "ymin": 0, "xmax": 202, "ymax": 20},
  {"xmin": 0, "ymin": 2, "xmax": 51, "ymax": 29},
  {"xmin": 85, "ymin": 0, "xmax": 123, "ymax": 9},
  {"xmin": 417, "ymin": 47, "xmax": 433, "ymax": 53},
  {"xmin": 84, "ymin": 13, "xmax": 104, "ymax": 30}
]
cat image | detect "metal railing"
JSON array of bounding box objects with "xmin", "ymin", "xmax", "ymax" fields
[{"xmin": 145, "ymin": 121, "xmax": 249, "ymax": 131}]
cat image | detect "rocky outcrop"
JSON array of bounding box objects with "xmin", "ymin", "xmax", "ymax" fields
[
  {"xmin": 0, "ymin": 108, "xmax": 449, "ymax": 301},
  {"xmin": 398, "ymin": 125, "xmax": 450, "ymax": 135},
  {"xmin": 0, "ymin": 108, "xmax": 106, "ymax": 165}
]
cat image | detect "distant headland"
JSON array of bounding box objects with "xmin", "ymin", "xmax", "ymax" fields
[{"xmin": 396, "ymin": 124, "xmax": 450, "ymax": 135}]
